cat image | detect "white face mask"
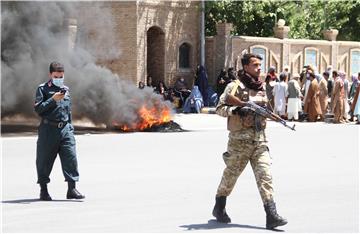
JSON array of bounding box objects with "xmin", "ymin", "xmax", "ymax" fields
[{"xmin": 52, "ymin": 75, "xmax": 64, "ymax": 87}]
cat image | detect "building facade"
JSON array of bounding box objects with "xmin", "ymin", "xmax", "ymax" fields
[
  {"xmin": 72, "ymin": 2, "xmax": 359, "ymax": 88},
  {"xmin": 206, "ymin": 22, "xmax": 360, "ymax": 86},
  {"xmin": 72, "ymin": 1, "xmax": 201, "ymax": 89}
]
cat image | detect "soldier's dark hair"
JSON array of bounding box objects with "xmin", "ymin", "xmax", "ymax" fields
[
  {"xmin": 49, "ymin": 62, "xmax": 64, "ymax": 73},
  {"xmin": 241, "ymin": 53, "xmax": 262, "ymax": 67}
]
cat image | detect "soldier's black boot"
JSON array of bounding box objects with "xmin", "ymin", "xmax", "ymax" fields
[
  {"xmin": 39, "ymin": 183, "xmax": 52, "ymax": 201},
  {"xmin": 212, "ymin": 196, "xmax": 231, "ymax": 223},
  {"xmin": 66, "ymin": 181, "xmax": 85, "ymax": 199},
  {"xmin": 264, "ymin": 201, "xmax": 287, "ymax": 229}
]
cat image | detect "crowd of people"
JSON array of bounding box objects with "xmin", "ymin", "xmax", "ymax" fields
[
  {"xmin": 138, "ymin": 69, "xmax": 217, "ymax": 113},
  {"xmin": 137, "ymin": 65, "xmax": 360, "ymax": 124},
  {"xmin": 138, "ymin": 75, "xmax": 193, "ymax": 111},
  {"xmin": 216, "ymin": 64, "xmax": 360, "ymax": 124}
]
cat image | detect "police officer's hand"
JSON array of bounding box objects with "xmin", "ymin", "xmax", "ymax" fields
[{"xmin": 52, "ymin": 92, "xmax": 65, "ymax": 101}]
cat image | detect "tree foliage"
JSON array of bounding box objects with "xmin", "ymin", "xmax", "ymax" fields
[{"xmin": 205, "ymin": 0, "xmax": 360, "ymax": 41}]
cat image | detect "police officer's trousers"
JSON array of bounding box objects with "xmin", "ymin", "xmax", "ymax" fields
[
  {"xmin": 216, "ymin": 137, "xmax": 274, "ymax": 204},
  {"xmin": 36, "ymin": 123, "xmax": 79, "ymax": 184}
]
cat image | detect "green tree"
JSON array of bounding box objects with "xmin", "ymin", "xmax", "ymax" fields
[{"xmin": 205, "ymin": 0, "xmax": 360, "ymax": 41}]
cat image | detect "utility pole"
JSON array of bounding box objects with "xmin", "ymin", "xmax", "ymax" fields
[{"xmin": 200, "ymin": 0, "xmax": 205, "ymax": 67}]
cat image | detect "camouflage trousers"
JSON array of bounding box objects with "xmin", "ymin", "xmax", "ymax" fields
[{"xmin": 216, "ymin": 137, "xmax": 274, "ymax": 204}]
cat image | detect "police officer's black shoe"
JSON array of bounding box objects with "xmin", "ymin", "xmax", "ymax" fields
[
  {"xmin": 66, "ymin": 188, "xmax": 85, "ymax": 199},
  {"xmin": 212, "ymin": 196, "xmax": 231, "ymax": 223},
  {"xmin": 264, "ymin": 201, "xmax": 287, "ymax": 229},
  {"xmin": 39, "ymin": 183, "xmax": 52, "ymax": 201},
  {"xmin": 66, "ymin": 181, "xmax": 85, "ymax": 199}
]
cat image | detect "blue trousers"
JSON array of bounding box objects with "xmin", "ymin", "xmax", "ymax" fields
[{"xmin": 36, "ymin": 123, "xmax": 79, "ymax": 184}]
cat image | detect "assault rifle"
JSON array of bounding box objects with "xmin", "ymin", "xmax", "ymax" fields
[{"xmin": 245, "ymin": 101, "xmax": 296, "ymax": 131}]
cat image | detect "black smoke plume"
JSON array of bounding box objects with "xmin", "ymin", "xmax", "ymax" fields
[{"xmin": 1, "ymin": 1, "xmax": 173, "ymax": 126}]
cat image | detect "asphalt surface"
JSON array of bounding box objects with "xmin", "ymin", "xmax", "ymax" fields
[{"xmin": 1, "ymin": 114, "xmax": 359, "ymax": 233}]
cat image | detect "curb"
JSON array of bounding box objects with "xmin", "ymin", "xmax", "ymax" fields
[{"xmin": 200, "ymin": 107, "xmax": 217, "ymax": 114}]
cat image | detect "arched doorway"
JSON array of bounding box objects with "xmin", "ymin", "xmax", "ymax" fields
[{"xmin": 147, "ymin": 26, "xmax": 165, "ymax": 87}]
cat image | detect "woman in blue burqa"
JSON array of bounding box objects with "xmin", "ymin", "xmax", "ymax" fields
[{"xmin": 183, "ymin": 86, "xmax": 204, "ymax": 113}]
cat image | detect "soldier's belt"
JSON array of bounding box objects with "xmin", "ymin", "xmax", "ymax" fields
[
  {"xmin": 42, "ymin": 119, "xmax": 68, "ymax": 128},
  {"xmin": 236, "ymin": 139, "xmax": 266, "ymax": 144}
]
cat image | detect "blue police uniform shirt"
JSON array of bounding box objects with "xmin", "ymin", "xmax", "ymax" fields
[{"xmin": 34, "ymin": 80, "xmax": 72, "ymax": 123}]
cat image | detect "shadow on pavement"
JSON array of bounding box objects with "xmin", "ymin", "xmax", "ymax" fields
[
  {"xmin": 180, "ymin": 219, "xmax": 285, "ymax": 232},
  {"xmin": 180, "ymin": 219, "xmax": 265, "ymax": 231},
  {"xmin": 2, "ymin": 198, "xmax": 84, "ymax": 204}
]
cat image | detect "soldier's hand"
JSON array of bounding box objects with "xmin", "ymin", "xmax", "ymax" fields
[
  {"xmin": 255, "ymin": 100, "xmax": 267, "ymax": 107},
  {"xmin": 232, "ymin": 106, "xmax": 243, "ymax": 115},
  {"xmin": 52, "ymin": 92, "xmax": 65, "ymax": 101}
]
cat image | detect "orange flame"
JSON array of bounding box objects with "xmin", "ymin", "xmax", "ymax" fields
[{"xmin": 117, "ymin": 105, "xmax": 172, "ymax": 131}]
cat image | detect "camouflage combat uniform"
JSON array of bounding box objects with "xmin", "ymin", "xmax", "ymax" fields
[{"xmin": 215, "ymin": 79, "xmax": 274, "ymax": 204}]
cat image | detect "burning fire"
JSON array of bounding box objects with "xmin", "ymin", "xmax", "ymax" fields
[{"xmin": 115, "ymin": 105, "xmax": 172, "ymax": 131}]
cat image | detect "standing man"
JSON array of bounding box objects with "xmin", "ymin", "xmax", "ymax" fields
[
  {"xmin": 272, "ymin": 73, "xmax": 288, "ymax": 118},
  {"xmin": 212, "ymin": 53, "xmax": 287, "ymax": 230},
  {"xmin": 304, "ymin": 71, "xmax": 322, "ymax": 122},
  {"xmin": 34, "ymin": 61, "xmax": 85, "ymax": 201},
  {"xmin": 318, "ymin": 73, "xmax": 329, "ymax": 121},
  {"xmin": 324, "ymin": 71, "xmax": 333, "ymax": 98},
  {"xmin": 286, "ymin": 73, "xmax": 302, "ymax": 121},
  {"xmin": 331, "ymin": 70, "xmax": 346, "ymax": 123},
  {"xmin": 265, "ymin": 66, "xmax": 278, "ymax": 109}
]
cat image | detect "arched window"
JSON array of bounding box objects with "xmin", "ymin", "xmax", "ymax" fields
[
  {"xmin": 304, "ymin": 48, "xmax": 318, "ymax": 69},
  {"xmin": 179, "ymin": 43, "xmax": 191, "ymax": 69},
  {"xmin": 251, "ymin": 47, "xmax": 266, "ymax": 73},
  {"xmin": 351, "ymin": 50, "xmax": 360, "ymax": 75}
]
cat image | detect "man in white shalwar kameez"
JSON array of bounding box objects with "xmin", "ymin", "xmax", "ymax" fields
[
  {"xmin": 272, "ymin": 73, "xmax": 288, "ymax": 117},
  {"xmin": 286, "ymin": 74, "xmax": 302, "ymax": 120}
]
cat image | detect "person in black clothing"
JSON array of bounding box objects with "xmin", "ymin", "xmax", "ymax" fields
[
  {"xmin": 155, "ymin": 81, "xmax": 168, "ymax": 100},
  {"xmin": 216, "ymin": 68, "xmax": 230, "ymax": 97},
  {"xmin": 194, "ymin": 64, "xmax": 201, "ymax": 87},
  {"xmin": 138, "ymin": 81, "xmax": 145, "ymax": 89},
  {"xmin": 323, "ymin": 71, "xmax": 333, "ymax": 98},
  {"xmin": 227, "ymin": 67, "xmax": 237, "ymax": 81}
]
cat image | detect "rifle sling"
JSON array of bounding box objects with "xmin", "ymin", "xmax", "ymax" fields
[{"xmin": 230, "ymin": 79, "xmax": 241, "ymax": 96}]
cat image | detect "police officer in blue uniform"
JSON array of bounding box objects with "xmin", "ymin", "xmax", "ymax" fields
[{"xmin": 34, "ymin": 61, "xmax": 85, "ymax": 201}]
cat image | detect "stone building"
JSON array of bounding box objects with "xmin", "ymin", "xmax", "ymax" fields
[
  {"xmin": 72, "ymin": 1, "xmax": 201, "ymax": 89},
  {"xmin": 71, "ymin": 2, "xmax": 359, "ymax": 88},
  {"xmin": 206, "ymin": 22, "xmax": 360, "ymax": 86}
]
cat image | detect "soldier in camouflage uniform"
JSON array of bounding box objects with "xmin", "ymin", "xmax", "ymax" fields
[{"xmin": 212, "ymin": 53, "xmax": 287, "ymax": 230}]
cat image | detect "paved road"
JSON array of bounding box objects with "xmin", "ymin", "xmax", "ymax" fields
[{"xmin": 2, "ymin": 114, "xmax": 359, "ymax": 233}]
